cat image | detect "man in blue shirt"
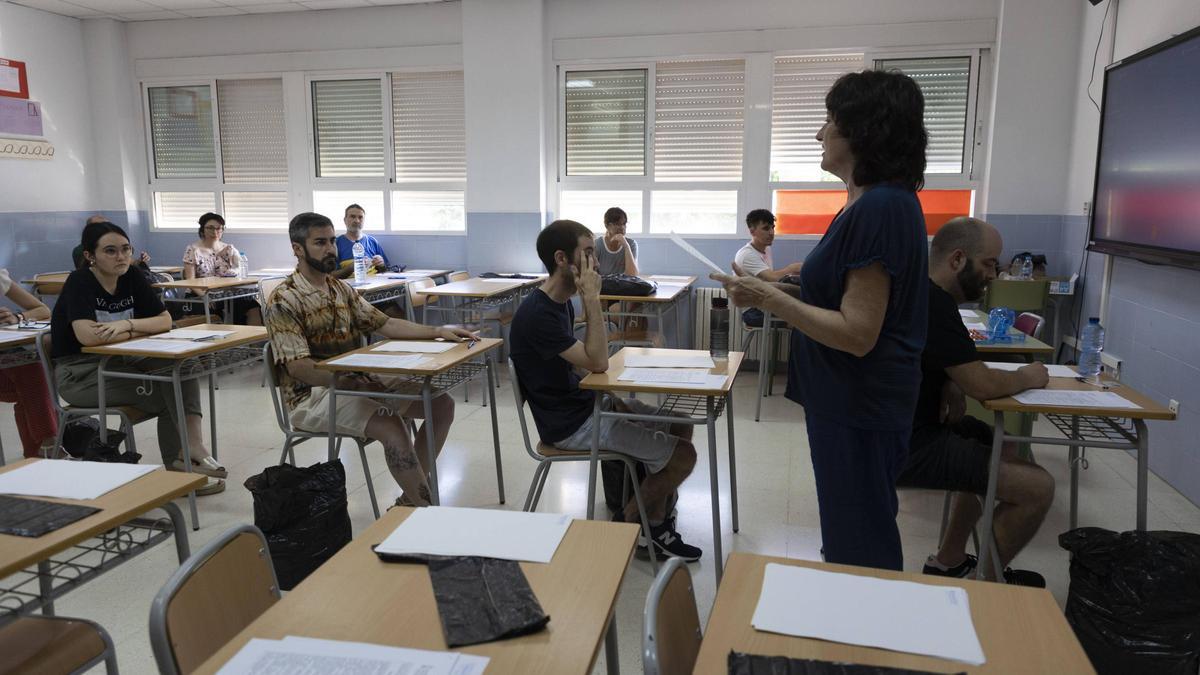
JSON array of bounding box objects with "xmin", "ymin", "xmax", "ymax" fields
[{"xmin": 334, "ymin": 203, "xmax": 389, "ymax": 279}]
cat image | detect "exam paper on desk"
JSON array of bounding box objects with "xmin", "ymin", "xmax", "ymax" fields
[
  {"xmin": 0, "ymin": 460, "xmax": 157, "ymax": 500},
  {"xmin": 1011, "ymin": 389, "xmax": 1141, "ymax": 409},
  {"xmin": 374, "ymin": 506, "xmax": 572, "ymax": 563},
  {"xmin": 216, "ymin": 637, "xmax": 488, "ymax": 675},
  {"xmin": 326, "ymin": 353, "xmax": 430, "ymax": 369},
  {"xmin": 371, "ymin": 341, "xmax": 457, "ymax": 354},
  {"xmin": 985, "ymin": 362, "xmax": 1080, "ymax": 378}
]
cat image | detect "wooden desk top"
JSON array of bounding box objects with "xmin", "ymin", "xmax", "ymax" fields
[
  {"xmin": 0, "ymin": 459, "xmax": 204, "ymax": 578},
  {"xmin": 83, "ymin": 324, "xmax": 268, "ymax": 360},
  {"xmin": 153, "ymin": 277, "xmax": 258, "ymax": 291},
  {"xmin": 0, "ymin": 330, "xmax": 37, "ymax": 349},
  {"xmin": 694, "ymin": 552, "xmax": 1094, "ymax": 675},
  {"xmin": 600, "ymin": 277, "xmax": 693, "ymax": 303},
  {"xmin": 580, "ymin": 348, "xmax": 744, "ymax": 396},
  {"xmin": 983, "ymin": 376, "xmax": 1176, "ymax": 420},
  {"xmin": 248, "ymin": 268, "xmax": 296, "ymax": 277},
  {"xmin": 394, "ymin": 269, "xmax": 453, "ymax": 278},
  {"xmin": 316, "ymin": 338, "xmax": 503, "ymax": 376},
  {"xmin": 348, "ymin": 277, "xmax": 409, "ymax": 293},
  {"xmin": 22, "ymin": 272, "xmax": 70, "ymax": 295},
  {"xmin": 194, "ymin": 507, "xmax": 639, "ymax": 675},
  {"xmin": 414, "ymin": 278, "xmax": 525, "ymax": 298},
  {"xmin": 149, "ymin": 266, "xmax": 183, "ymax": 275},
  {"xmin": 963, "ymin": 310, "xmax": 1054, "ymax": 355}
]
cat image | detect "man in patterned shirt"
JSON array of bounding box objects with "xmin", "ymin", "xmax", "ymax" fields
[{"xmin": 265, "ymin": 212, "xmax": 476, "ymax": 506}]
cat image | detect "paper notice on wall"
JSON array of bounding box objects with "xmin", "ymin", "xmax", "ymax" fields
[{"xmin": 0, "ymin": 98, "xmax": 42, "ymax": 136}]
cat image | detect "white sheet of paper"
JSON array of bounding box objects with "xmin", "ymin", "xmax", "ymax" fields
[
  {"xmin": 668, "ymin": 232, "xmax": 726, "ymax": 274},
  {"xmin": 148, "ymin": 329, "xmax": 235, "ymax": 341},
  {"xmin": 114, "ymin": 338, "xmax": 201, "ymax": 354},
  {"xmin": 0, "ymin": 65, "xmax": 21, "ymax": 93},
  {"xmin": 0, "ymin": 331, "xmax": 32, "ymax": 345},
  {"xmin": 375, "ymin": 506, "xmax": 572, "ymax": 563},
  {"xmin": 959, "ymin": 309, "xmax": 980, "ymax": 319},
  {"xmin": 1012, "ymin": 389, "xmax": 1141, "ymax": 409},
  {"xmin": 217, "ymin": 637, "xmax": 488, "ymax": 675},
  {"xmin": 0, "ymin": 459, "xmax": 158, "ymax": 500},
  {"xmin": 985, "ymin": 362, "xmax": 1081, "ymax": 378},
  {"xmin": 624, "ymin": 353, "xmax": 715, "ymax": 369},
  {"xmin": 282, "ymin": 638, "xmax": 489, "ymax": 675},
  {"xmin": 372, "ymin": 341, "xmax": 456, "ymax": 354},
  {"xmin": 751, "ymin": 563, "xmax": 985, "ymax": 665},
  {"xmin": 327, "ymin": 353, "xmax": 429, "ymax": 370},
  {"xmin": 963, "ymin": 322, "xmax": 989, "ymax": 332},
  {"xmin": 1, "ymin": 321, "xmax": 50, "ymax": 331},
  {"xmin": 619, "ymin": 368, "xmax": 709, "ymax": 384},
  {"xmin": 479, "ymin": 278, "xmax": 523, "ymax": 284},
  {"xmin": 650, "ymin": 275, "xmax": 694, "ymax": 282}
]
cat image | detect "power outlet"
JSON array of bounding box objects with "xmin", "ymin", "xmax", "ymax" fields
[
  {"xmin": 1083, "ymin": 201, "xmax": 1091, "ymax": 216},
  {"xmin": 1169, "ymin": 399, "xmax": 1180, "ymax": 415}
]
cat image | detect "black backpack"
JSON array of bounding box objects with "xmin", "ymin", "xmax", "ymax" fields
[{"xmin": 600, "ymin": 274, "xmax": 656, "ymax": 297}]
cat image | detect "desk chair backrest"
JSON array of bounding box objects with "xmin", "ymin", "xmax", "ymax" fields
[
  {"xmin": 35, "ymin": 331, "xmax": 64, "ymax": 413},
  {"xmin": 262, "ymin": 343, "xmax": 293, "ymax": 434},
  {"xmin": 406, "ymin": 277, "xmax": 436, "ymax": 310},
  {"xmin": 506, "ymin": 359, "xmax": 546, "ymax": 462},
  {"xmin": 257, "ymin": 275, "xmax": 288, "ymax": 309},
  {"xmin": 1014, "ymin": 312, "xmax": 1045, "ymax": 339},
  {"xmin": 449, "ymin": 271, "xmax": 470, "ymax": 283},
  {"xmin": 149, "ymin": 524, "xmax": 281, "ymax": 675},
  {"xmin": 643, "ymin": 557, "xmax": 702, "ymax": 675},
  {"xmin": 984, "ymin": 278, "xmax": 1049, "ymax": 314}
]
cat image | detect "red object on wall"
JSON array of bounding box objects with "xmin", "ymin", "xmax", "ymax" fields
[
  {"xmin": 0, "ymin": 59, "xmax": 30, "ymax": 100},
  {"xmin": 775, "ymin": 189, "xmax": 974, "ymax": 235}
]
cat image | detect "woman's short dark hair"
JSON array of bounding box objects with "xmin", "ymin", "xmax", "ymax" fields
[
  {"xmin": 826, "ymin": 70, "xmax": 928, "ymax": 191},
  {"xmin": 537, "ymin": 220, "xmax": 593, "ymax": 273},
  {"xmin": 197, "ymin": 212, "xmax": 225, "ymax": 238},
  {"xmin": 289, "ymin": 212, "xmax": 334, "ymax": 245},
  {"xmin": 603, "ymin": 207, "xmax": 627, "ymax": 226},
  {"xmin": 80, "ymin": 221, "xmax": 129, "ymax": 265}
]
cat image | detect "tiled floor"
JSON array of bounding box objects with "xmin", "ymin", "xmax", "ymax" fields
[{"xmin": 1, "ymin": 364, "xmax": 1197, "ymax": 674}]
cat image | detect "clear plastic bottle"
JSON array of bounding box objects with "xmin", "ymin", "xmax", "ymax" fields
[
  {"xmin": 352, "ymin": 241, "xmax": 367, "ymax": 284},
  {"xmin": 1077, "ymin": 317, "xmax": 1105, "ymax": 380},
  {"xmin": 709, "ymin": 297, "xmax": 729, "ymax": 358},
  {"xmin": 1020, "ymin": 255, "xmax": 1033, "ymax": 280},
  {"xmin": 237, "ymin": 252, "xmax": 249, "ymax": 279}
]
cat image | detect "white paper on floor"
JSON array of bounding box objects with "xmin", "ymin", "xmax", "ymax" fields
[
  {"xmin": 0, "ymin": 460, "xmax": 158, "ymax": 500},
  {"xmin": 375, "ymin": 506, "xmax": 572, "ymax": 563},
  {"xmin": 751, "ymin": 563, "xmax": 986, "ymax": 665},
  {"xmin": 1012, "ymin": 389, "xmax": 1140, "ymax": 409},
  {"xmin": 216, "ymin": 636, "xmax": 488, "ymax": 675}
]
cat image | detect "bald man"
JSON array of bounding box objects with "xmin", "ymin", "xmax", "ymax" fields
[{"xmin": 897, "ymin": 216, "xmax": 1052, "ymax": 586}]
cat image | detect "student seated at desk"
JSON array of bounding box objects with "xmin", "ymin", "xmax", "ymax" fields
[
  {"xmin": 594, "ymin": 207, "xmax": 638, "ymax": 276},
  {"xmin": 509, "ymin": 219, "xmax": 701, "ymax": 561},
  {"xmin": 181, "ymin": 212, "xmax": 261, "ymax": 325},
  {"xmin": 0, "ymin": 267, "xmax": 58, "ymax": 458},
  {"xmin": 265, "ymin": 212, "xmax": 474, "ymax": 506},
  {"xmin": 334, "ymin": 203, "xmax": 389, "ymax": 280},
  {"xmin": 51, "ymin": 221, "xmax": 226, "ymax": 494},
  {"xmin": 896, "ymin": 217, "xmax": 1051, "ymax": 585},
  {"xmin": 733, "ymin": 209, "xmax": 803, "ymax": 327},
  {"xmin": 73, "ymin": 215, "xmax": 152, "ymax": 270}
]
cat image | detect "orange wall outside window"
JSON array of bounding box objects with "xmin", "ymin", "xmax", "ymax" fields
[{"xmin": 774, "ymin": 189, "xmax": 973, "ymax": 235}]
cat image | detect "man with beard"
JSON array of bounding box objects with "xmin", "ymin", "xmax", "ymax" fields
[
  {"xmin": 896, "ymin": 216, "xmax": 1053, "ymax": 585},
  {"xmin": 264, "ymin": 212, "xmax": 475, "ymax": 506}
]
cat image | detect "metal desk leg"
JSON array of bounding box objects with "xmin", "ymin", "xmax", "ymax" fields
[
  {"xmin": 172, "ymin": 365, "xmax": 199, "ymax": 531},
  {"xmin": 707, "ymin": 397, "xmax": 724, "ymax": 585},
  {"xmin": 586, "ymin": 395, "xmax": 603, "ymax": 520},
  {"xmin": 203, "ymin": 294, "xmax": 212, "ymax": 323},
  {"xmin": 1135, "ymin": 419, "xmax": 1149, "ymax": 530},
  {"xmin": 726, "ymin": 390, "xmax": 739, "ymax": 533},
  {"xmin": 975, "ymin": 411, "xmax": 1006, "ymax": 581},
  {"xmin": 97, "ymin": 357, "xmax": 110, "ymax": 444},
  {"xmin": 327, "ymin": 385, "xmax": 338, "ymax": 462},
  {"xmin": 162, "ymin": 501, "xmax": 192, "ymax": 562},
  {"xmin": 656, "ymin": 304, "xmax": 665, "ymax": 348},
  {"xmin": 1069, "ymin": 416, "xmax": 1081, "ymax": 530},
  {"xmin": 422, "ymin": 380, "xmax": 440, "ymax": 505},
  {"xmin": 604, "ymin": 616, "xmax": 621, "ymax": 675},
  {"xmin": 207, "ymin": 374, "xmax": 218, "ymax": 460},
  {"xmin": 37, "ymin": 560, "xmax": 54, "ymax": 616},
  {"xmin": 486, "ymin": 359, "xmax": 505, "ymax": 504}
]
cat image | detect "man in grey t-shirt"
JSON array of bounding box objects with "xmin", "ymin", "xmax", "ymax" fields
[{"xmin": 594, "ymin": 207, "xmax": 639, "ymax": 276}]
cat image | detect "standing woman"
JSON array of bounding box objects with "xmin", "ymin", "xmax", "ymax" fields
[
  {"xmin": 53, "ymin": 221, "xmax": 226, "ymax": 493},
  {"xmin": 182, "ymin": 212, "xmax": 261, "ymax": 325},
  {"xmin": 0, "ymin": 269, "xmax": 58, "ymax": 458},
  {"xmin": 713, "ymin": 70, "xmax": 929, "ymax": 570}
]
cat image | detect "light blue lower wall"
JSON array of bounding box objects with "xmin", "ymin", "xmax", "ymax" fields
[{"xmin": 0, "ymin": 210, "xmax": 146, "ymax": 287}]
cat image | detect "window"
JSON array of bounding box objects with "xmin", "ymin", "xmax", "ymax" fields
[
  {"xmin": 654, "ymin": 59, "xmax": 744, "ymax": 182},
  {"xmin": 770, "ymin": 54, "xmax": 865, "ymax": 182},
  {"xmin": 391, "ymin": 70, "xmax": 466, "ymax": 231},
  {"xmin": 650, "ymin": 190, "xmax": 738, "ymax": 234},
  {"xmin": 564, "ymin": 69, "xmax": 647, "ymax": 176},
  {"xmin": 773, "ymin": 188, "xmax": 974, "ymax": 235},
  {"xmin": 391, "ymin": 191, "xmax": 465, "ymax": 232},
  {"xmin": 312, "ymin": 79, "xmax": 385, "ymax": 178},
  {"xmin": 559, "ymin": 190, "xmax": 644, "ymax": 232},
  {"xmin": 874, "ymin": 56, "xmax": 972, "ymax": 175},
  {"xmin": 148, "ymin": 85, "xmax": 215, "ymax": 179},
  {"xmin": 312, "ymin": 191, "xmax": 385, "ymax": 230},
  {"xmin": 154, "ymin": 191, "xmax": 216, "ymax": 229}
]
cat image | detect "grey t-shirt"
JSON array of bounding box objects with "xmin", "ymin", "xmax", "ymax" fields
[{"xmin": 594, "ymin": 236, "xmax": 638, "ymax": 276}]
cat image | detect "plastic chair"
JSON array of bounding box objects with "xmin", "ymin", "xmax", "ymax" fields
[
  {"xmin": 507, "ymin": 359, "xmax": 658, "ymax": 573},
  {"xmin": 448, "ymin": 271, "xmax": 470, "ymax": 283},
  {"xmin": 262, "ymin": 343, "xmax": 381, "ymax": 519},
  {"xmin": 739, "ymin": 309, "xmax": 790, "ymax": 422},
  {"xmin": 149, "ymin": 524, "xmax": 281, "ymax": 675},
  {"xmin": 0, "ymin": 615, "xmax": 119, "ymax": 674},
  {"xmin": 643, "ymin": 556, "xmax": 702, "ymax": 675},
  {"xmin": 1014, "ymin": 312, "xmax": 1045, "ymax": 339},
  {"xmin": 405, "ymin": 277, "xmax": 437, "ymax": 323},
  {"xmin": 984, "ymin": 279, "xmax": 1049, "ymax": 314}
]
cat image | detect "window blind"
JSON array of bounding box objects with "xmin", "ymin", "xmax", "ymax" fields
[
  {"xmin": 154, "ymin": 192, "xmax": 216, "ymax": 229},
  {"xmin": 653, "ymin": 59, "xmax": 745, "ymax": 182},
  {"xmin": 770, "ymin": 54, "xmax": 865, "ymax": 182},
  {"xmin": 312, "ymin": 79, "xmax": 385, "ymax": 177},
  {"xmin": 564, "ymin": 69, "xmax": 647, "ymax": 176},
  {"xmin": 392, "ymin": 70, "xmax": 465, "ymax": 182},
  {"xmin": 217, "ymin": 78, "xmax": 287, "ymax": 184},
  {"xmin": 875, "ymin": 56, "xmax": 971, "ymax": 174},
  {"xmin": 148, "ymin": 85, "xmax": 216, "ymax": 179},
  {"xmin": 222, "ymin": 192, "xmax": 288, "ymax": 229}
]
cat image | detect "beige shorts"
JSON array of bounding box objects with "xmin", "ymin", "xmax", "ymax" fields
[{"xmin": 289, "ymin": 377, "xmax": 417, "ymax": 438}]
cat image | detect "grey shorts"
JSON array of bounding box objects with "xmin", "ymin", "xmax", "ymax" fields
[{"xmin": 553, "ymin": 396, "xmax": 680, "ymax": 473}]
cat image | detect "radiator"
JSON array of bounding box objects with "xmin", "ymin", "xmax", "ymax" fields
[{"xmin": 692, "ymin": 287, "xmax": 789, "ymax": 362}]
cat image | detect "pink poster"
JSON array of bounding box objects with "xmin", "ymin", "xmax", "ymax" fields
[{"xmin": 0, "ymin": 98, "xmax": 42, "ymax": 136}]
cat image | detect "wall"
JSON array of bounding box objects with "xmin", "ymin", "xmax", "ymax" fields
[{"xmin": 1062, "ymin": 0, "xmax": 1200, "ymax": 505}]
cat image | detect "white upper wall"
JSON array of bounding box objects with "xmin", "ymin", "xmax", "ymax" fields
[{"xmin": 0, "ymin": 2, "xmax": 97, "ymax": 212}]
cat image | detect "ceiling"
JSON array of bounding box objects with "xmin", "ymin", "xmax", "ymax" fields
[{"xmin": 7, "ymin": 0, "xmax": 443, "ymax": 21}]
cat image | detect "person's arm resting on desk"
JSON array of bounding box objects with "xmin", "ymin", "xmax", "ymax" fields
[
  {"xmin": 946, "ymin": 360, "xmax": 1049, "ymax": 402},
  {"xmin": 71, "ymin": 312, "xmax": 172, "ymax": 346}
]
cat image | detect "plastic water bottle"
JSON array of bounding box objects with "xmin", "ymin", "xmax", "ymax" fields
[
  {"xmin": 237, "ymin": 253, "xmax": 249, "ymax": 279},
  {"xmin": 709, "ymin": 297, "xmax": 730, "ymax": 358},
  {"xmin": 1077, "ymin": 317, "xmax": 1105, "ymax": 380},
  {"xmin": 1020, "ymin": 255, "xmax": 1033, "ymax": 280},
  {"xmin": 352, "ymin": 242, "xmax": 367, "ymax": 284},
  {"xmin": 987, "ymin": 307, "xmax": 1015, "ymax": 343}
]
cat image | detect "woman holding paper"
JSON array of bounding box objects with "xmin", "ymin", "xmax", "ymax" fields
[
  {"xmin": 712, "ymin": 70, "xmax": 929, "ymax": 570},
  {"xmin": 0, "ymin": 268, "xmax": 58, "ymax": 458},
  {"xmin": 50, "ymin": 221, "xmax": 226, "ymax": 491}
]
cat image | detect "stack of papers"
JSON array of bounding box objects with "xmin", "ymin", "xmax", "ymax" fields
[
  {"xmin": 112, "ymin": 338, "xmax": 201, "ymax": 354},
  {"xmin": 375, "ymin": 506, "xmax": 572, "ymax": 563},
  {"xmin": 149, "ymin": 328, "xmax": 234, "ymax": 341},
  {"xmin": 372, "ymin": 341, "xmax": 457, "ymax": 354},
  {"xmin": 618, "ymin": 368, "xmax": 726, "ymax": 389},
  {"xmin": 624, "ymin": 353, "xmax": 714, "ymax": 369},
  {"xmin": 0, "ymin": 460, "xmax": 158, "ymax": 500},
  {"xmin": 327, "ymin": 353, "xmax": 429, "ymax": 370},
  {"xmin": 751, "ymin": 563, "xmax": 985, "ymax": 665},
  {"xmin": 218, "ymin": 637, "xmax": 488, "ymax": 675},
  {"xmin": 985, "ymin": 362, "xmax": 1081, "ymax": 378},
  {"xmin": 1012, "ymin": 390, "xmax": 1140, "ymax": 409}
]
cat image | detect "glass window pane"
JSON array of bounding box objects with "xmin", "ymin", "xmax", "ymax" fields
[
  {"xmin": 774, "ymin": 188, "xmax": 973, "ymax": 235},
  {"xmin": 154, "ymin": 191, "xmax": 216, "ymax": 229},
  {"xmin": 392, "ymin": 70, "xmax": 465, "ymax": 182},
  {"xmin": 875, "ymin": 56, "xmax": 971, "ymax": 174},
  {"xmin": 148, "ymin": 85, "xmax": 216, "ymax": 179},
  {"xmin": 654, "ymin": 59, "xmax": 745, "ymax": 182},
  {"xmin": 558, "ymin": 190, "xmax": 644, "ymax": 233},
  {"xmin": 218, "ymin": 78, "xmax": 288, "ymax": 184},
  {"xmin": 770, "ymin": 54, "xmax": 864, "ymax": 182},
  {"xmin": 565, "ymin": 69, "xmax": 646, "ymax": 176},
  {"xmin": 222, "ymin": 192, "xmax": 289, "ymax": 229},
  {"xmin": 312, "ymin": 79, "xmax": 385, "ymax": 177},
  {"xmin": 391, "ymin": 191, "xmax": 464, "ymax": 232},
  {"xmin": 649, "ymin": 190, "xmax": 738, "ymax": 234},
  {"xmin": 312, "ymin": 190, "xmax": 385, "ymax": 231}
]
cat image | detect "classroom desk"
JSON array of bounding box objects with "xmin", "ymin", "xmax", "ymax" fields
[
  {"xmin": 0, "ymin": 331, "xmax": 38, "ymax": 466},
  {"xmin": 693, "ymin": 551, "xmax": 1095, "ymax": 674},
  {"xmin": 316, "ymin": 338, "xmax": 506, "ymax": 506},
  {"xmin": 977, "ymin": 377, "xmax": 1176, "ymax": 580},
  {"xmin": 385, "ymin": 268, "xmax": 453, "ymax": 283},
  {"xmin": 152, "ymin": 277, "xmax": 260, "ymax": 323},
  {"xmin": 600, "ymin": 275, "xmax": 695, "ymax": 349},
  {"xmin": 193, "ymin": 507, "xmax": 638, "ymax": 675},
  {"xmin": 348, "ymin": 276, "xmax": 410, "ymax": 307},
  {"xmin": 962, "ymin": 309, "xmax": 1055, "ymax": 357},
  {"xmin": 0, "ymin": 459, "xmax": 201, "ymax": 624},
  {"xmin": 580, "ymin": 347, "xmax": 742, "ymax": 583},
  {"xmin": 414, "ymin": 278, "xmax": 532, "ymax": 345},
  {"xmin": 84, "ymin": 324, "xmax": 268, "ymax": 530}
]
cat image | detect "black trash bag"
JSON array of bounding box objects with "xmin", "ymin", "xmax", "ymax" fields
[
  {"xmin": 728, "ymin": 652, "xmax": 961, "ymax": 674},
  {"xmin": 1059, "ymin": 527, "xmax": 1200, "ymax": 675},
  {"xmin": 243, "ymin": 460, "xmax": 353, "ymax": 591},
  {"xmin": 600, "ymin": 274, "xmax": 656, "ymax": 297},
  {"xmin": 425, "ymin": 556, "xmax": 549, "ymax": 647},
  {"xmin": 61, "ymin": 418, "xmax": 140, "ymax": 464},
  {"xmin": 0, "ymin": 495, "xmax": 100, "ymax": 538}
]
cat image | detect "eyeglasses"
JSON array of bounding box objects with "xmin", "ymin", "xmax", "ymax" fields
[
  {"xmin": 98, "ymin": 245, "xmax": 133, "ymax": 258},
  {"xmin": 204, "ymin": 225, "xmax": 225, "ymax": 232}
]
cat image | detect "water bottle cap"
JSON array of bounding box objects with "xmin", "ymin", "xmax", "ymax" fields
[
  {"xmin": 711, "ymin": 297, "xmax": 728, "ymax": 309},
  {"xmin": 1088, "ymin": 317, "xmax": 1100, "ymax": 324}
]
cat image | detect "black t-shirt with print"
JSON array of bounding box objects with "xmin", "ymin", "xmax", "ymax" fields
[{"xmin": 51, "ymin": 267, "xmax": 165, "ymax": 358}]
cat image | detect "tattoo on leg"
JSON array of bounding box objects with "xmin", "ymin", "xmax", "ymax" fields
[{"xmin": 383, "ymin": 443, "xmax": 420, "ymax": 472}]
